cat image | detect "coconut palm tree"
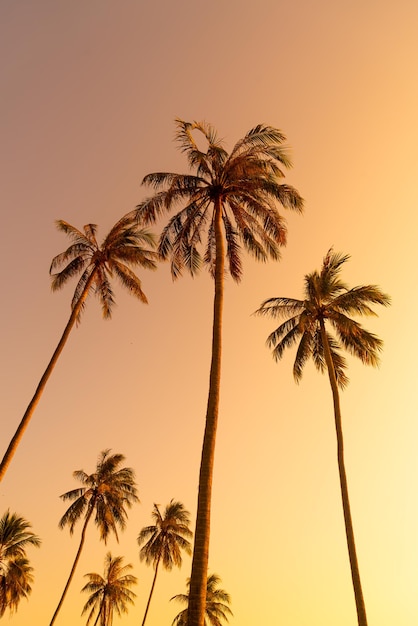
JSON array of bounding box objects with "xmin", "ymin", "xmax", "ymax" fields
[
  {"xmin": 0, "ymin": 218, "xmax": 158, "ymax": 482},
  {"xmin": 171, "ymin": 573, "xmax": 232, "ymax": 626},
  {"xmin": 256, "ymin": 249, "xmax": 390, "ymax": 626},
  {"xmin": 49, "ymin": 449, "xmax": 139, "ymax": 626},
  {"xmin": 132, "ymin": 119, "xmax": 303, "ymax": 626},
  {"xmin": 81, "ymin": 552, "xmax": 137, "ymax": 626},
  {"xmin": 0, "ymin": 510, "xmax": 41, "ymax": 617},
  {"xmin": 138, "ymin": 500, "xmax": 192, "ymax": 626}
]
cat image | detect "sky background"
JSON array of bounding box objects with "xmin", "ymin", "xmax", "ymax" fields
[{"xmin": 1, "ymin": 1, "xmax": 417, "ymax": 625}]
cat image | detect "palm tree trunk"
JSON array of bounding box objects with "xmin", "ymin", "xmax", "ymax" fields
[
  {"xmin": 0, "ymin": 269, "xmax": 97, "ymax": 482},
  {"xmin": 187, "ymin": 197, "xmax": 225, "ymax": 626},
  {"xmin": 49, "ymin": 504, "xmax": 94, "ymax": 625},
  {"xmin": 141, "ymin": 557, "xmax": 160, "ymax": 626},
  {"xmin": 320, "ymin": 319, "xmax": 368, "ymax": 626}
]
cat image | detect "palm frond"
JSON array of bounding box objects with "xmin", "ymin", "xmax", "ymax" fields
[
  {"xmin": 95, "ymin": 269, "xmax": 115, "ymax": 319},
  {"xmin": 324, "ymin": 333, "xmax": 349, "ymax": 388},
  {"xmin": 55, "ymin": 220, "xmax": 90, "ymax": 243},
  {"xmin": 58, "ymin": 496, "xmax": 89, "ymax": 533},
  {"xmin": 267, "ymin": 318, "xmax": 302, "ymax": 360},
  {"xmin": 330, "ymin": 311, "xmax": 384, "ymax": 366},
  {"xmin": 174, "ymin": 119, "xmax": 214, "ymax": 176},
  {"xmin": 293, "ymin": 329, "xmax": 314, "ymax": 382},
  {"xmin": 255, "ymin": 298, "xmax": 305, "ymax": 318},
  {"xmin": 331, "ymin": 285, "xmax": 391, "ymax": 315},
  {"xmin": 112, "ymin": 261, "xmax": 149, "ymax": 304},
  {"xmin": 50, "ymin": 257, "xmax": 87, "ymax": 291},
  {"xmin": 50, "ymin": 243, "xmax": 92, "ymax": 273},
  {"xmin": 222, "ymin": 214, "xmax": 242, "ymax": 281}
]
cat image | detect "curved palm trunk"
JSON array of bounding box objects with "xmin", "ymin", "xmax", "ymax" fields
[
  {"xmin": 187, "ymin": 198, "xmax": 224, "ymax": 626},
  {"xmin": 141, "ymin": 557, "xmax": 160, "ymax": 626},
  {"xmin": 320, "ymin": 319, "xmax": 368, "ymax": 626},
  {"xmin": 49, "ymin": 502, "xmax": 94, "ymax": 625},
  {"xmin": 0, "ymin": 270, "xmax": 97, "ymax": 482}
]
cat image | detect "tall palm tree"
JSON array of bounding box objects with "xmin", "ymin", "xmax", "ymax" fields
[
  {"xmin": 138, "ymin": 500, "xmax": 192, "ymax": 626},
  {"xmin": 0, "ymin": 218, "xmax": 158, "ymax": 482},
  {"xmin": 132, "ymin": 119, "xmax": 303, "ymax": 626},
  {"xmin": 81, "ymin": 552, "xmax": 137, "ymax": 626},
  {"xmin": 0, "ymin": 510, "xmax": 41, "ymax": 617},
  {"xmin": 256, "ymin": 249, "xmax": 390, "ymax": 626},
  {"xmin": 171, "ymin": 573, "xmax": 232, "ymax": 626},
  {"xmin": 49, "ymin": 449, "xmax": 139, "ymax": 626}
]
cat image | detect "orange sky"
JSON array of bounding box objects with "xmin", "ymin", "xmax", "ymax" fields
[{"xmin": 1, "ymin": 1, "xmax": 417, "ymax": 625}]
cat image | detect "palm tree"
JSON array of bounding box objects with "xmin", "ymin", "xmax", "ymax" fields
[
  {"xmin": 138, "ymin": 500, "xmax": 192, "ymax": 626},
  {"xmin": 0, "ymin": 217, "xmax": 158, "ymax": 482},
  {"xmin": 171, "ymin": 573, "xmax": 232, "ymax": 626},
  {"xmin": 0, "ymin": 510, "xmax": 41, "ymax": 617},
  {"xmin": 132, "ymin": 119, "xmax": 303, "ymax": 626},
  {"xmin": 81, "ymin": 552, "xmax": 137, "ymax": 626},
  {"xmin": 49, "ymin": 449, "xmax": 139, "ymax": 626},
  {"xmin": 256, "ymin": 249, "xmax": 390, "ymax": 626}
]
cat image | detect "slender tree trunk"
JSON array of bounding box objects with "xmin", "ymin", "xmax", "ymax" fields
[
  {"xmin": 141, "ymin": 557, "xmax": 160, "ymax": 626},
  {"xmin": 0, "ymin": 270, "xmax": 97, "ymax": 482},
  {"xmin": 320, "ymin": 319, "xmax": 368, "ymax": 626},
  {"xmin": 49, "ymin": 504, "xmax": 94, "ymax": 625},
  {"xmin": 187, "ymin": 197, "xmax": 225, "ymax": 626}
]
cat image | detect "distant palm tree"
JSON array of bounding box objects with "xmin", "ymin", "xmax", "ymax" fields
[
  {"xmin": 138, "ymin": 500, "xmax": 192, "ymax": 626},
  {"xmin": 0, "ymin": 218, "xmax": 158, "ymax": 482},
  {"xmin": 81, "ymin": 552, "xmax": 137, "ymax": 626},
  {"xmin": 49, "ymin": 449, "xmax": 139, "ymax": 626},
  {"xmin": 256, "ymin": 249, "xmax": 390, "ymax": 626},
  {"xmin": 0, "ymin": 510, "xmax": 41, "ymax": 617},
  {"xmin": 133, "ymin": 119, "xmax": 303, "ymax": 626},
  {"xmin": 171, "ymin": 573, "xmax": 232, "ymax": 626}
]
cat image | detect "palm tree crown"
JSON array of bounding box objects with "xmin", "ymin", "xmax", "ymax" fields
[
  {"xmin": 0, "ymin": 217, "xmax": 158, "ymax": 482},
  {"xmin": 171, "ymin": 573, "xmax": 233, "ymax": 626},
  {"xmin": 138, "ymin": 500, "xmax": 192, "ymax": 626},
  {"xmin": 257, "ymin": 248, "xmax": 390, "ymax": 385},
  {"xmin": 81, "ymin": 552, "xmax": 137, "ymax": 626},
  {"xmin": 0, "ymin": 510, "xmax": 41, "ymax": 617},
  {"xmin": 133, "ymin": 119, "xmax": 303, "ymax": 278},
  {"xmin": 138, "ymin": 500, "xmax": 192, "ymax": 569},
  {"xmin": 50, "ymin": 217, "xmax": 158, "ymax": 319},
  {"xmin": 59, "ymin": 449, "xmax": 139, "ymax": 541},
  {"xmin": 49, "ymin": 450, "xmax": 138, "ymax": 625}
]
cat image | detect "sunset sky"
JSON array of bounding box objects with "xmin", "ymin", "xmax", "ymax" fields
[{"xmin": 1, "ymin": 1, "xmax": 417, "ymax": 625}]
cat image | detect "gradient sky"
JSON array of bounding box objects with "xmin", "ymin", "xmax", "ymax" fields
[{"xmin": 1, "ymin": 1, "xmax": 417, "ymax": 625}]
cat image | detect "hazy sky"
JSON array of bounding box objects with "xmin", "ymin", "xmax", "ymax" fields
[{"xmin": 1, "ymin": 1, "xmax": 417, "ymax": 625}]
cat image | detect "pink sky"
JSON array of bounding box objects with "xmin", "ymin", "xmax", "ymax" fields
[{"xmin": 1, "ymin": 1, "xmax": 417, "ymax": 625}]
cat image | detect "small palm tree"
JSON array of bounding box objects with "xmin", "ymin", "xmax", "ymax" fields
[
  {"xmin": 256, "ymin": 249, "xmax": 390, "ymax": 626},
  {"xmin": 171, "ymin": 573, "xmax": 232, "ymax": 626},
  {"xmin": 138, "ymin": 500, "xmax": 192, "ymax": 626},
  {"xmin": 0, "ymin": 510, "xmax": 41, "ymax": 617},
  {"xmin": 0, "ymin": 217, "xmax": 158, "ymax": 481},
  {"xmin": 49, "ymin": 449, "xmax": 139, "ymax": 626},
  {"xmin": 81, "ymin": 552, "xmax": 137, "ymax": 626},
  {"xmin": 133, "ymin": 119, "xmax": 303, "ymax": 626}
]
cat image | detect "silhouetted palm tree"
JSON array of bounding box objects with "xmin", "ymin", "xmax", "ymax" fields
[
  {"xmin": 138, "ymin": 500, "xmax": 192, "ymax": 626},
  {"xmin": 49, "ymin": 449, "xmax": 139, "ymax": 625},
  {"xmin": 256, "ymin": 249, "xmax": 390, "ymax": 626},
  {"xmin": 133, "ymin": 119, "xmax": 303, "ymax": 626},
  {"xmin": 81, "ymin": 552, "xmax": 137, "ymax": 626},
  {"xmin": 0, "ymin": 218, "xmax": 157, "ymax": 481},
  {"xmin": 171, "ymin": 573, "xmax": 232, "ymax": 626},
  {"xmin": 0, "ymin": 510, "xmax": 41, "ymax": 617}
]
